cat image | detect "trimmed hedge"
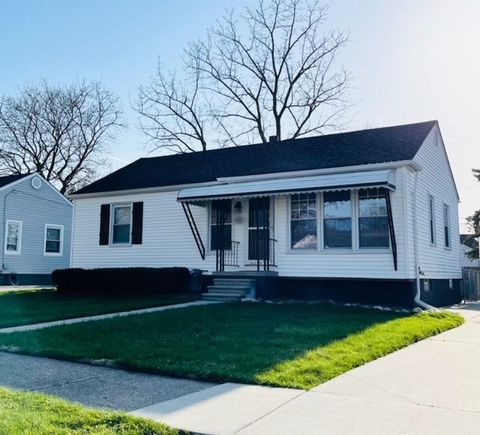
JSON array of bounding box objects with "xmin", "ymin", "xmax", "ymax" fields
[{"xmin": 52, "ymin": 267, "xmax": 191, "ymax": 295}]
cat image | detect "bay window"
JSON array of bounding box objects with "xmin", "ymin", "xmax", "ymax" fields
[
  {"xmin": 323, "ymin": 191, "xmax": 352, "ymax": 248},
  {"xmin": 358, "ymin": 188, "xmax": 389, "ymax": 248},
  {"xmin": 290, "ymin": 193, "xmax": 317, "ymax": 249}
]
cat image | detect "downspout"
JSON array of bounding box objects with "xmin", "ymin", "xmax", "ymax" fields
[{"xmin": 412, "ymin": 169, "xmax": 436, "ymax": 310}]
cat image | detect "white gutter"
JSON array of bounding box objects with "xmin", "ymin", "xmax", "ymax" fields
[
  {"xmin": 217, "ymin": 160, "xmax": 422, "ymax": 183},
  {"xmin": 412, "ymin": 168, "xmax": 436, "ymax": 310}
]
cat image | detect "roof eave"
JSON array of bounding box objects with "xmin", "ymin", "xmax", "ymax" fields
[{"xmin": 69, "ymin": 160, "xmax": 420, "ymax": 200}]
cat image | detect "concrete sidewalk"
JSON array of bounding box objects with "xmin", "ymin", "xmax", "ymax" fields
[
  {"xmin": 0, "ymin": 300, "xmax": 218, "ymax": 333},
  {"xmin": 0, "ymin": 351, "xmax": 214, "ymax": 411},
  {"xmin": 132, "ymin": 303, "xmax": 480, "ymax": 435}
]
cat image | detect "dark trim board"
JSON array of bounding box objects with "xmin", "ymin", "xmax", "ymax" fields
[
  {"xmin": 272, "ymin": 277, "xmax": 417, "ymax": 308},
  {"xmin": 203, "ymin": 274, "xmax": 462, "ymax": 308},
  {"xmin": 420, "ymin": 278, "xmax": 462, "ymax": 307},
  {"xmin": 0, "ymin": 274, "xmax": 53, "ymax": 286}
]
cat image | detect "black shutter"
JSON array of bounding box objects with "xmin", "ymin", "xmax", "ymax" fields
[
  {"xmin": 99, "ymin": 204, "xmax": 110, "ymax": 245},
  {"xmin": 132, "ymin": 202, "xmax": 144, "ymax": 245}
]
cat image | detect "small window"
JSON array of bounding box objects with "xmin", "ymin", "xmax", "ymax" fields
[
  {"xmin": 5, "ymin": 220, "xmax": 22, "ymax": 255},
  {"xmin": 323, "ymin": 191, "xmax": 352, "ymax": 248},
  {"xmin": 424, "ymin": 279, "xmax": 430, "ymax": 292},
  {"xmin": 290, "ymin": 193, "xmax": 317, "ymax": 249},
  {"xmin": 44, "ymin": 225, "xmax": 63, "ymax": 255},
  {"xmin": 111, "ymin": 204, "xmax": 132, "ymax": 244},
  {"xmin": 358, "ymin": 188, "xmax": 389, "ymax": 248},
  {"xmin": 443, "ymin": 204, "xmax": 450, "ymax": 248},
  {"xmin": 428, "ymin": 195, "xmax": 436, "ymax": 245},
  {"xmin": 449, "ymin": 279, "xmax": 453, "ymax": 290},
  {"xmin": 210, "ymin": 200, "xmax": 232, "ymax": 250}
]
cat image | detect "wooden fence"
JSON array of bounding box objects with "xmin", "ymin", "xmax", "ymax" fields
[{"xmin": 462, "ymin": 267, "xmax": 480, "ymax": 301}]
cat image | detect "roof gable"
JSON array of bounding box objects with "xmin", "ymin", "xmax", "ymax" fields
[{"xmin": 74, "ymin": 120, "xmax": 437, "ymax": 196}]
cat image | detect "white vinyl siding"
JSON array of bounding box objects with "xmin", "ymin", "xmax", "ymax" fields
[
  {"xmin": 5, "ymin": 220, "xmax": 22, "ymax": 255},
  {"xmin": 72, "ymin": 136, "xmax": 460, "ymax": 282},
  {"xmin": 72, "ymin": 190, "xmax": 216, "ymax": 270},
  {"xmin": 0, "ymin": 175, "xmax": 72, "ymax": 274},
  {"xmin": 409, "ymin": 125, "xmax": 461, "ymax": 279},
  {"xmin": 72, "ymin": 177, "xmax": 404, "ymax": 279}
]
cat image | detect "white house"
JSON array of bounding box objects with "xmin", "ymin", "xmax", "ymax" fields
[
  {"xmin": 0, "ymin": 173, "xmax": 73, "ymax": 285},
  {"xmin": 69, "ymin": 121, "xmax": 461, "ymax": 307}
]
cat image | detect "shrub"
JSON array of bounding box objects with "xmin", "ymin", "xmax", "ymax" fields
[{"xmin": 52, "ymin": 267, "xmax": 191, "ymax": 295}]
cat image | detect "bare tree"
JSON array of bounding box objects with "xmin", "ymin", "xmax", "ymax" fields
[
  {"xmin": 136, "ymin": 62, "xmax": 209, "ymax": 153},
  {"xmin": 0, "ymin": 80, "xmax": 122, "ymax": 193},
  {"xmin": 137, "ymin": 0, "xmax": 349, "ymax": 153}
]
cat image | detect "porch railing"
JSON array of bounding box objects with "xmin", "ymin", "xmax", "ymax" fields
[
  {"xmin": 216, "ymin": 241, "xmax": 240, "ymax": 271},
  {"xmin": 253, "ymin": 237, "xmax": 277, "ymax": 271}
]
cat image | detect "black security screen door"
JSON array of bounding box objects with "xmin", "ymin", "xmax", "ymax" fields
[{"xmin": 248, "ymin": 197, "xmax": 271, "ymax": 267}]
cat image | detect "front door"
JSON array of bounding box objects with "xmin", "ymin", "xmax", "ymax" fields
[{"xmin": 247, "ymin": 197, "xmax": 271, "ymax": 267}]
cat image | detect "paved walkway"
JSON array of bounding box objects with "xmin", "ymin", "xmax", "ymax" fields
[
  {"xmin": 0, "ymin": 285, "xmax": 55, "ymax": 292},
  {"xmin": 0, "ymin": 300, "xmax": 218, "ymax": 333},
  {"xmin": 0, "ymin": 351, "xmax": 214, "ymax": 411},
  {"xmin": 132, "ymin": 303, "xmax": 480, "ymax": 435}
]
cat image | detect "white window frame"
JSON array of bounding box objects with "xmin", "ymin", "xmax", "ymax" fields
[
  {"xmin": 4, "ymin": 220, "xmax": 22, "ymax": 255},
  {"xmin": 110, "ymin": 203, "xmax": 133, "ymax": 246},
  {"xmin": 44, "ymin": 224, "xmax": 64, "ymax": 256},
  {"xmin": 428, "ymin": 195, "xmax": 436, "ymax": 246},
  {"xmin": 289, "ymin": 192, "xmax": 318, "ymax": 250},
  {"xmin": 323, "ymin": 190, "xmax": 354, "ymax": 250},
  {"xmin": 443, "ymin": 203, "xmax": 451, "ymax": 249},
  {"xmin": 357, "ymin": 188, "xmax": 390, "ymax": 250}
]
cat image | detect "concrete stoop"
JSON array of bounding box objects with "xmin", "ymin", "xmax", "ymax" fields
[{"xmin": 202, "ymin": 278, "xmax": 255, "ymax": 302}]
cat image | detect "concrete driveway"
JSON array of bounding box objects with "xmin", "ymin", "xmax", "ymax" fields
[{"xmin": 134, "ymin": 303, "xmax": 480, "ymax": 434}]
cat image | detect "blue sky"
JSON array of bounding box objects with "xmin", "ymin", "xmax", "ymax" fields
[{"xmin": 1, "ymin": 0, "xmax": 479, "ymax": 227}]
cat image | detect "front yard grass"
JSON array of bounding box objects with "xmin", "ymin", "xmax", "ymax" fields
[
  {"xmin": 0, "ymin": 289, "xmax": 197, "ymax": 328},
  {"xmin": 0, "ymin": 302, "xmax": 463, "ymax": 389},
  {"xmin": 0, "ymin": 387, "xmax": 175, "ymax": 434}
]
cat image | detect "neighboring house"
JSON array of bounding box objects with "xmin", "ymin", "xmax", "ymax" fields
[
  {"xmin": 0, "ymin": 174, "xmax": 73, "ymax": 285},
  {"xmin": 460, "ymin": 234, "xmax": 480, "ymax": 267},
  {"xmin": 70, "ymin": 121, "xmax": 461, "ymax": 307}
]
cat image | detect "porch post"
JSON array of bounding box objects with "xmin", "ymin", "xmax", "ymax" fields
[{"xmin": 384, "ymin": 189, "xmax": 398, "ymax": 271}]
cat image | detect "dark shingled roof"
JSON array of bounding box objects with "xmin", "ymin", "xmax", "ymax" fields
[
  {"xmin": 0, "ymin": 174, "xmax": 30, "ymax": 189},
  {"xmin": 74, "ymin": 120, "xmax": 437, "ymax": 195}
]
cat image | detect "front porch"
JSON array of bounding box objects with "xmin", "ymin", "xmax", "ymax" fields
[{"xmin": 178, "ymin": 169, "xmax": 399, "ymax": 282}]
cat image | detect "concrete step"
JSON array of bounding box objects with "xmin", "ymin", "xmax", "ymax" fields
[
  {"xmin": 213, "ymin": 278, "xmax": 255, "ymax": 287},
  {"xmin": 207, "ymin": 286, "xmax": 248, "ymax": 296},
  {"xmin": 202, "ymin": 293, "xmax": 244, "ymax": 302}
]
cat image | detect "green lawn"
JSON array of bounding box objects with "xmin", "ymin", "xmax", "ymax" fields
[
  {"xmin": 0, "ymin": 387, "xmax": 175, "ymax": 434},
  {"xmin": 0, "ymin": 303, "xmax": 463, "ymax": 389},
  {"xmin": 0, "ymin": 289, "xmax": 197, "ymax": 328}
]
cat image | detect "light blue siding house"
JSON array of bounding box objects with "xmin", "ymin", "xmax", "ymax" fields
[{"xmin": 0, "ymin": 174, "xmax": 72, "ymax": 285}]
